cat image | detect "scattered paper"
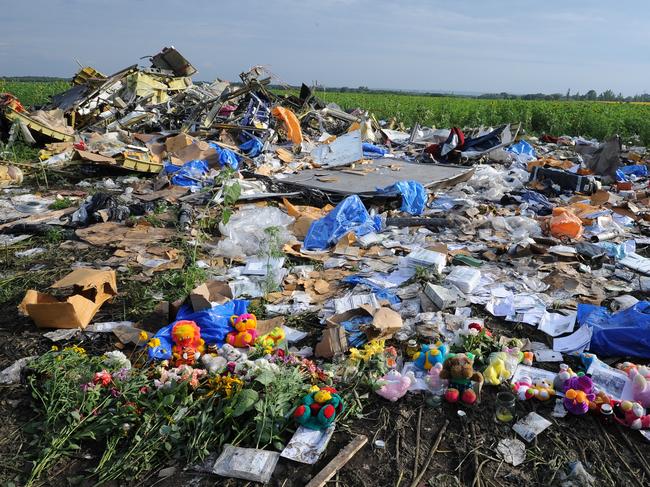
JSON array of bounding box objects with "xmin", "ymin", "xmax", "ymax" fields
[
  {"xmin": 213, "ymin": 444, "xmax": 280, "ymax": 483},
  {"xmin": 496, "ymin": 438, "xmax": 526, "ymax": 466},
  {"xmin": 538, "ymin": 311, "xmax": 576, "ymax": 337},
  {"xmin": 0, "ymin": 356, "xmax": 36, "ymax": 385},
  {"xmin": 513, "ymin": 412, "xmax": 552, "ymax": 442},
  {"xmin": 534, "ymin": 349, "xmax": 563, "ymax": 362},
  {"xmin": 281, "ymin": 425, "xmax": 335, "ymax": 464},
  {"xmin": 553, "ymin": 325, "xmax": 592, "ymax": 354},
  {"xmin": 587, "ymin": 359, "xmax": 634, "ymax": 401},
  {"xmin": 511, "ymin": 365, "xmax": 557, "ymax": 386}
]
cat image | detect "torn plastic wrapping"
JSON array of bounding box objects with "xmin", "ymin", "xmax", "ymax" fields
[
  {"xmin": 165, "ymin": 160, "xmax": 209, "ymax": 188},
  {"xmin": 377, "ymin": 180, "xmax": 427, "ymax": 215},
  {"xmin": 303, "ymin": 195, "xmax": 383, "ymax": 250}
]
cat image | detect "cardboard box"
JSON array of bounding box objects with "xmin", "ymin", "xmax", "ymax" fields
[
  {"xmin": 315, "ymin": 325, "xmax": 348, "ymax": 359},
  {"xmin": 19, "ymin": 268, "xmax": 117, "ymax": 329},
  {"xmin": 326, "ymin": 304, "xmax": 403, "ymax": 342}
]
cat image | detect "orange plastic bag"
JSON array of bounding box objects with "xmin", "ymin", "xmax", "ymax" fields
[
  {"xmin": 549, "ymin": 207, "xmax": 583, "ymax": 239},
  {"xmin": 271, "ymin": 106, "xmax": 303, "ymax": 145}
]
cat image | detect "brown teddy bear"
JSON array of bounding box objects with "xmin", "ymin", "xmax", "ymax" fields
[{"xmin": 439, "ymin": 353, "xmax": 484, "ymax": 405}]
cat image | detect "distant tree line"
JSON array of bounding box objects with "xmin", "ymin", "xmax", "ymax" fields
[{"xmin": 478, "ymin": 89, "xmax": 650, "ymax": 102}]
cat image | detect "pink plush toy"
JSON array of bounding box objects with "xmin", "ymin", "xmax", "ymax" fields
[
  {"xmin": 617, "ymin": 363, "xmax": 650, "ymax": 408},
  {"xmin": 375, "ymin": 370, "xmax": 415, "ymax": 402},
  {"xmin": 512, "ymin": 376, "xmax": 535, "ymax": 401}
]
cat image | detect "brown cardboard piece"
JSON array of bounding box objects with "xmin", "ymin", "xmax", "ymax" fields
[
  {"xmin": 316, "ymin": 305, "xmax": 403, "ymax": 358},
  {"xmin": 315, "ymin": 325, "xmax": 348, "ymax": 359},
  {"xmin": 188, "ymin": 281, "xmax": 233, "ymax": 311},
  {"xmin": 19, "ymin": 268, "xmax": 117, "ymax": 329}
]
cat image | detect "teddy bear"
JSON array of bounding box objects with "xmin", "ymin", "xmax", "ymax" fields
[
  {"xmin": 553, "ymin": 363, "xmax": 576, "ymax": 391},
  {"xmin": 375, "ymin": 370, "xmax": 415, "ymax": 402},
  {"xmin": 412, "ymin": 342, "xmax": 447, "ymax": 371},
  {"xmin": 531, "ymin": 378, "xmax": 554, "ymax": 401},
  {"xmin": 226, "ymin": 313, "xmax": 258, "ymax": 348},
  {"xmin": 439, "ymin": 353, "xmax": 483, "ymax": 405},
  {"xmin": 171, "ymin": 320, "xmax": 205, "ymax": 367},
  {"xmin": 512, "ymin": 376, "xmax": 535, "ymax": 400},
  {"xmin": 293, "ymin": 386, "xmax": 345, "ymax": 430}
]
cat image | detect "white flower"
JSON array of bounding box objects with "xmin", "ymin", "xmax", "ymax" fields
[{"xmin": 103, "ymin": 351, "xmax": 131, "ymax": 370}]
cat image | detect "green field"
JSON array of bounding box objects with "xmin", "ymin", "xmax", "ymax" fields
[{"xmin": 3, "ymin": 80, "xmax": 650, "ymax": 145}]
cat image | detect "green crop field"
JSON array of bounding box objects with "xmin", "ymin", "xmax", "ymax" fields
[{"xmin": 3, "ymin": 80, "xmax": 650, "ymax": 145}]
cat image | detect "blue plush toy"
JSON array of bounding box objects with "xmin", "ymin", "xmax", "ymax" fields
[{"xmin": 413, "ymin": 343, "xmax": 448, "ymax": 370}]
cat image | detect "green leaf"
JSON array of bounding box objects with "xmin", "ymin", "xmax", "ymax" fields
[
  {"xmin": 233, "ymin": 389, "xmax": 259, "ymax": 417},
  {"xmin": 255, "ymin": 370, "xmax": 275, "ymax": 386},
  {"xmin": 221, "ymin": 208, "xmax": 232, "ymax": 224},
  {"xmin": 70, "ymin": 410, "xmax": 81, "ymax": 421}
]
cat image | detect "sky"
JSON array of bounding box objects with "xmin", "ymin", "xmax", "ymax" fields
[{"xmin": 2, "ymin": 0, "xmax": 649, "ymax": 95}]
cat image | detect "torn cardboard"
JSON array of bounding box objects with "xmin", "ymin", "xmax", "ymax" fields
[{"xmin": 19, "ymin": 268, "xmax": 117, "ymax": 329}]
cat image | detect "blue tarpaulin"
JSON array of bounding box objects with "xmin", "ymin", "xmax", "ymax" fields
[
  {"xmin": 341, "ymin": 315, "xmax": 372, "ymax": 347},
  {"xmin": 208, "ymin": 142, "xmax": 241, "ymax": 170},
  {"xmin": 362, "ymin": 142, "xmax": 388, "ymax": 158},
  {"xmin": 239, "ymin": 137, "xmax": 264, "ymax": 157},
  {"xmin": 147, "ymin": 299, "xmax": 249, "ymax": 360},
  {"xmin": 164, "ymin": 160, "xmax": 209, "ymax": 188},
  {"xmin": 377, "ymin": 180, "xmax": 427, "ymax": 215},
  {"xmin": 303, "ymin": 195, "xmax": 383, "ymax": 250},
  {"xmin": 577, "ymin": 301, "xmax": 650, "ymax": 358}
]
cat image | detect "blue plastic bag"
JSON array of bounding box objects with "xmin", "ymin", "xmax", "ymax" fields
[
  {"xmin": 148, "ymin": 299, "xmax": 249, "ymax": 361},
  {"xmin": 378, "ymin": 180, "xmax": 427, "ymax": 215},
  {"xmin": 208, "ymin": 142, "xmax": 241, "ymax": 170},
  {"xmin": 342, "ymin": 275, "xmax": 400, "ymax": 305},
  {"xmin": 303, "ymin": 195, "xmax": 383, "ymax": 250},
  {"xmin": 577, "ymin": 302, "xmax": 650, "ymax": 358},
  {"xmin": 341, "ymin": 315, "xmax": 372, "ymax": 348},
  {"xmin": 362, "ymin": 142, "xmax": 388, "ymax": 158},
  {"xmin": 164, "ymin": 160, "xmax": 209, "ymax": 188},
  {"xmin": 506, "ymin": 140, "xmax": 536, "ymax": 158},
  {"xmin": 239, "ymin": 137, "xmax": 264, "ymax": 157},
  {"xmin": 618, "ymin": 165, "xmax": 648, "ymax": 177}
]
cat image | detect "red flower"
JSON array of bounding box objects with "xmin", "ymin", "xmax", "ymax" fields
[{"xmin": 93, "ymin": 370, "xmax": 112, "ymax": 387}]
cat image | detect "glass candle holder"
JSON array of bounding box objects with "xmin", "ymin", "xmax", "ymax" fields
[{"xmin": 495, "ymin": 392, "xmax": 516, "ymax": 423}]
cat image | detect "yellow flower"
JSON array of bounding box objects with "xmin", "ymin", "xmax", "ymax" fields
[
  {"xmin": 349, "ymin": 348, "xmax": 363, "ymax": 362},
  {"xmin": 51, "ymin": 345, "xmax": 59, "ymax": 351},
  {"xmin": 139, "ymin": 331, "xmax": 149, "ymax": 342},
  {"xmin": 148, "ymin": 338, "xmax": 161, "ymax": 348}
]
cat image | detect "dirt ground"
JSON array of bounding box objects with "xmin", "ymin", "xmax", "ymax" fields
[{"xmin": 2, "ymin": 180, "xmax": 650, "ymax": 487}]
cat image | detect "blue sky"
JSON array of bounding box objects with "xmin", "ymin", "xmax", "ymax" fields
[{"xmin": 2, "ymin": 0, "xmax": 649, "ymax": 95}]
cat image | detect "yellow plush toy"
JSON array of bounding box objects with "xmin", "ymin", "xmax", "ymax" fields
[
  {"xmin": 256, "ymin": 326, "xmax": 285, "ymax": 353},
  {"xmin": 483, "ymin": 352, "xmax": 512, "ymax": 386}
]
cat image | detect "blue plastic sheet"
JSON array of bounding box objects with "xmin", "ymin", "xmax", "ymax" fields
[
  {"xmin": 518, "ymin": 190, "xmax": 553, "ymax": 215},
  {"xmin": 619, "ymin": 165, "xmax": 648, "ymax": 177},
  {"xmin": 341, "ymin": 315, "xmax": 372, "ymax": 347},
  {"xmin": 164, "ymin": 160, "xmax": 209, "ymax": 188},
  {"xmin": 147, "ymin": 299, "xmax": 249, "ymax": 360},
  {"xmin": 342, "ymin": 275, "xmax": 400, "ymax": 305},
  {"xmin": 377, "ymin": 180, "xmax": 427, "ymax": 215},
  {"xmin": 362, "ymin": 142, "xmax": 388, "ymax": 158},
  {"xmin": 303, "ymin": 195, "xmax": 383, "ymax": 250},
  {"xmin": 577, "ymin": 302, "xmax": 650, "ymax": 358},
  {"xmin": 208, "ymin": 142, "xmax": 241, "ymax": 170},
  {"xmin": 506, "ymin": 140, "xmax": 536, "ymax": 158},
  {"xmin": 239, "ymin": 137, "xmax": 264, "ymax": 157}
]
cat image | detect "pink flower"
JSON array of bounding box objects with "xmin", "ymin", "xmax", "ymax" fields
[{"xmin": 93, "ymin": 370, "xmax": 112, "ymax": 387}]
